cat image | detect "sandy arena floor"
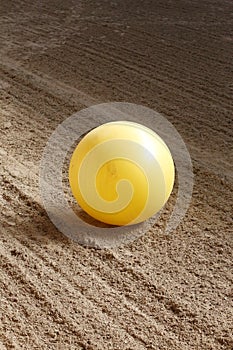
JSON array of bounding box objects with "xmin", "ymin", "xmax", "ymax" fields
[{"xmin": 0, "ymin": 0, "xmax": 232, "ymax": 349}]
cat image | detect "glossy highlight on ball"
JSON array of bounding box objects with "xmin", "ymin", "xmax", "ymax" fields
[{"xmin": 69, "ymin": 121, "xmax": 175, "ymax": 226}]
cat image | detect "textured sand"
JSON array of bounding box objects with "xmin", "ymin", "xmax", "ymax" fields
[{"xmin": 0, "ymin": 0, "xmax": 232, "ymax": 349}]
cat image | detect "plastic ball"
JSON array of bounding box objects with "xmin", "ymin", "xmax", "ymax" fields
[{"xmin": 69, "ymin": 121, "xmax": 175, "ymax": 226}]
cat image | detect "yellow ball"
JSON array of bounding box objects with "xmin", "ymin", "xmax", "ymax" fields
[{"xmin": 69, "ymin": 121, "xmax": 175, "ymax": 226}]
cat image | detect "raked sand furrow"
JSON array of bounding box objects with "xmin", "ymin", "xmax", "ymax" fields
[
  {"xmin": 60, "ymin": 39, "xmax": 233, "ymax": 108},
  {"xmin": 1, "ymin": 210, "xmax": 199, "ymax": 347},
  {"xmin": 37, "ymin": 47, "xmax": 233, "ymax": 113},
  {"xmin": 0, "ymin": 277, "xmax": 48, "ymax": 350},
  {"xmin": 0, "ymin": 57, "xmax": 97, "ymax": 108},
  {"xmin": 0, "ymin": 244, "xmax": 152, "ymax": 350},
  {"xmin": 2, "ymin": 212, "xmax": 231, "ymax": 350}
]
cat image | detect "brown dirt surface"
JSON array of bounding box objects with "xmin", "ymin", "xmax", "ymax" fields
[{"xmin": 0, "ymin": 0, "xmax": 233, "ymax": 349}]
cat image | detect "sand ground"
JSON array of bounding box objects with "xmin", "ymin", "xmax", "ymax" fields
[{"xmin": 0, "ymin": 0, "xmax": 232, "ymax": 349}]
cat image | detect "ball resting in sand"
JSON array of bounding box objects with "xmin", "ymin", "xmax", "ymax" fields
[{"xmin": 69, "ymin": 121, "xmax": 175, "ymax": 226}]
